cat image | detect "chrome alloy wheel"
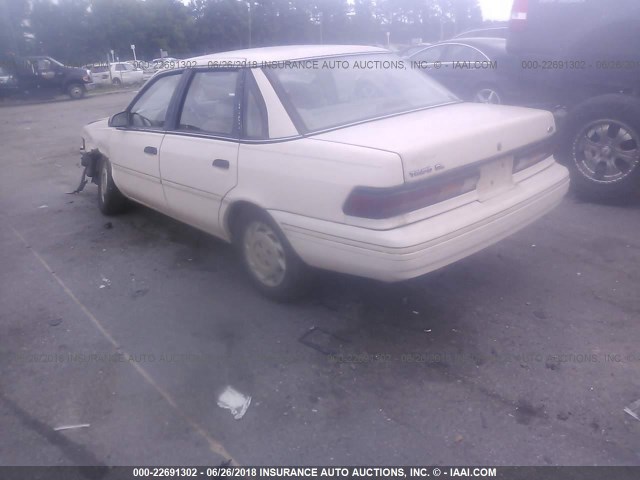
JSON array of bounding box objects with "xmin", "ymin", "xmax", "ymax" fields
[
  {"xmin": 243, "ymin": 221, "xmax": 286, "ymax": 287},
  {"xmin": 574, "ymin": 119, "xmax": 640, "ymax": 183}
]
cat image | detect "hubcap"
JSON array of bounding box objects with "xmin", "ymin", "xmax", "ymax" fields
[
  {"xmin": 71, "ymin": 86, "xmax": 81, "ymax": 97},
  {"xmin": 574, "ymin": 120, "xmax": 640, "ymax": 183},
  {"xmin": 100, "ymin": 161, "xmax": 108, "ymax": 203},
  {"xmin": 243, "ymin": 221, "xmax": 286, "ymax": 288},
  {"xmin": 474, "ymin": 88, "xmax": 501, "ymax": 104}
]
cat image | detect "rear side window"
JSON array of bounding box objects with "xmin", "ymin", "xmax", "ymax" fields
[
  {"xmin": 178, "ymin": 70, "xmax": 239, "ymax": 136},
  {"xmin": 243, "ymin": 72, "xmax": 268, "ymax": 140},
  {"xmin": 129, "ymin": 73, "xmax": 182, "ymax": 129}
]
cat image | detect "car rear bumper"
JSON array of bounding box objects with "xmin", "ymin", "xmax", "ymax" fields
[{"xmin": 270, "ymin": 162, "xmax": 569, "ymax": 282}]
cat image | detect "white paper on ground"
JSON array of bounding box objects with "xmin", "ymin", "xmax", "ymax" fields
[{"xmin": 217, "ymin": 386, "xmax": 251, "ymax": 420}]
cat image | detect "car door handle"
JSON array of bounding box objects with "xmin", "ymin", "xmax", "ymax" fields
[
  {"xmin": 144, "ymin": 146, "xmax": 157, "ymax": 155},
  {"xmin": 212, "ymin": 159, "xmax": 230, "ymax": 169}
]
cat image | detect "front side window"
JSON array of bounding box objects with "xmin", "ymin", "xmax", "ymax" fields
[
  {"xmin": 37, "ymin": 59, "xmax": 51, "ymax": 71},
  {"xmin": 178, "ymin": 70, "xmax": 239, "ymax": 136},
  {"xmin": 268, "ymin": 53, "xmax": 457, "ymax": 132},
  {"xmin": 129, "ymin": 72, "xmax": 182, "ymax": 129}
]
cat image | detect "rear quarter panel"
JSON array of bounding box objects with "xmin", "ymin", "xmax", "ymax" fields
[{"xmin": 222, "ymin": 138, "xmax": 404, "ymax": 229}]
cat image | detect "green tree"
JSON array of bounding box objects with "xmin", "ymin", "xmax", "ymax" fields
[
  {"xmin": 17, "ymin": 0, "xmax": 485, "ymax": 65},
  {"xmin": 0, "ymin": 0, "xmax": 31, "ymax": 56},
  {"xmin": 30, "ymin": 0, "xmax": 93, "ymax": 64}
]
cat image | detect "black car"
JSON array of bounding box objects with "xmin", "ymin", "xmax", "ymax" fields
[
  {"xmin": 1, "ymin": 55, "xmax": 93, "ymax": 99},
  {"xmin": 507, "ymin": 0, "xmax": 640, "ymax": 201},
  {"xmin": 408, "ymin": 38, "xmax": 536, "ymax": 106}
]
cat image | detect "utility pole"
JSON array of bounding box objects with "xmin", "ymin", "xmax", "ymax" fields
[{"xmin": 248, "ymin": 1, "xmax": 252, "ymax": 48}]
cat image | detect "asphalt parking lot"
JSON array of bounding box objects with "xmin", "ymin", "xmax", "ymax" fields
[{"xmin": 1, "ymin": 93, "xmax": 639, "ymax": 467}]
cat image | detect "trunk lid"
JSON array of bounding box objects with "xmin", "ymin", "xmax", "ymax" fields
[{"xmin": 314, "ymin": 103, "xmax": 556, "ymax": 185}]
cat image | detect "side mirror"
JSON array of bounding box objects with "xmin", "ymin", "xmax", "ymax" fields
[{"xmin": 109, "ymin": 111, "xmax": 129, "ymax": 128}]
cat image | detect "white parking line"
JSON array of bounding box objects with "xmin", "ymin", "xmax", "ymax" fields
[{"xmin": 9, "ymin": 224, "xmax": 239, "ymax": 466}]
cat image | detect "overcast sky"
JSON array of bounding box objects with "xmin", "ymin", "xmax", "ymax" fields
[
  {"xmin": 176, "ymin": 0, "xmax": 514, "ymax": 22},
  {"xmin": 478, "ymin": 0, "xmax": 512, "ymax": 21}
]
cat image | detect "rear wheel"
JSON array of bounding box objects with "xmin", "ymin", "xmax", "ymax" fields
[
  {"xmin": 98, "ymin": 158, "xmax": 129, "ymax": 215},
  {"xmin": 112, "ymin": 77, "xmax": 122, "ymax": 86},
  {"xmin": 67, "ymin": 83, "xmax": 85, "ymax": 99},
  {"xmin": 558, "ymin": 94, "xmax": 640, "ymax": 201},
  {"xmin": 235, "ymin": 210, "xmax": 309, "ymax": 301}
]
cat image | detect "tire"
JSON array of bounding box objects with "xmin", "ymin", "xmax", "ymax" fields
[
  {"xmin": 67, "ymin": 83, "xmax": 85, "ymax": 99},
  {"xmin": 558, "ymin": 94, "xmax": 640, "ymax": 201},
  {"xmin": 235, "ymin": 210, "xmax": 309, "ymax": 301},
  {"xmin": 472, "ymin": 85, "xmax": 502, "ymax": 105},
  {"xmin": 112, "ymin": 78, "xmax": 121, "ymax": 86},
  {"xmin": 97, "ymin": 158, "xmax": 129, "ymax": 215}
]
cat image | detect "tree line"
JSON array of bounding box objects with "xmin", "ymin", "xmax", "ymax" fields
[{"xmin": 0, "ymin": 0, "xmax": 484, "ymax": 66}]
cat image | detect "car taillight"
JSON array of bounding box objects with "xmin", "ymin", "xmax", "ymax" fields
[
  {"xmin": 513, "ymin": 142, "xmax": 553, "ymax": 173},
  {"xmin": 510, "ymin": 0, "xmax": 529, "ymax": 31},
  {"xmin": 343, "ymin": 168, "xmax": 480, "ymax": 219}
]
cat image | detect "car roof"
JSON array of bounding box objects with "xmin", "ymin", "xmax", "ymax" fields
[
  {"xmin": 187, "ymin": 44, "xmax": 389, "ymax": 64},
  {"xmin": 415, "ymin": 37, "xmax": 506, "ymax": 56},
  {"xmin": 453, "ymin": 27, "xmax": 508, "ymax": 38}
]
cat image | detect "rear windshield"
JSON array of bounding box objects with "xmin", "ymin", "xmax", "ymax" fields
[{"xmin": 266, "ymin": 53, "xmax": 458, "ymax": 132}]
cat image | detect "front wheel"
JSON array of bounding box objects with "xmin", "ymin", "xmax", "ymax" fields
[
  {"xmin": 236, "ymin": 211, "xmax": 309, "ymax": 301},
  {"xmin": 98, "ymin": 158, "xmax": 129, "ymax": 215},
  {"xmin": 558, "ymin": 94, "xmax": 640, "ymax": 201}
]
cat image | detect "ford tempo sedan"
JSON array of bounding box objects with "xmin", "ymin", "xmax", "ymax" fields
[{"xmin": 80, "ymin": 45, "xmax": 569, "ymax": 300}]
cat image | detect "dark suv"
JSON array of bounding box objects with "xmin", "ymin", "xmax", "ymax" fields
[
  {"xmin": 3, "ymin": 55, "xmax": 93, "ymax": 100},
  {"xmin": 507, "ymin": 0, "xmax": 640, "ymax": 201}
]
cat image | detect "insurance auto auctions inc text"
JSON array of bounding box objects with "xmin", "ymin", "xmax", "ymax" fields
[{"xmin": 253, "ymin": 467, "xmax": 497, "ymax": 477}]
